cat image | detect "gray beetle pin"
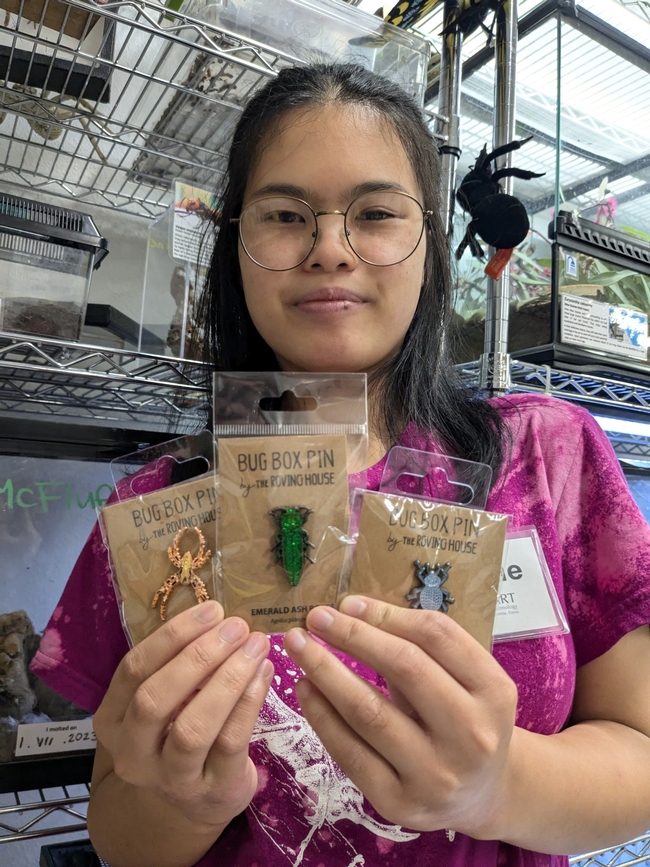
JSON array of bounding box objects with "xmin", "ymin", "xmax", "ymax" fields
[{"xmin": 407, "ymin": 560, "xmax": 455, "ymax": 612}]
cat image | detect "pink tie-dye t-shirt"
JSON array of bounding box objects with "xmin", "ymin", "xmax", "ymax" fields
[{"xmin": 32, "ymin": 393, "xmax": 650, "ymax": 867}]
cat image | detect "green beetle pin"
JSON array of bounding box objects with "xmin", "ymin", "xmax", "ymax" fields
[{"xmin": 270, "ymin": 506, "xmax": 315, "ymax": 586}]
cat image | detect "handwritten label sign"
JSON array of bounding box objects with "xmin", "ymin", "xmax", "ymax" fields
[{"xmin": 15, "ymin": 718, "xmax": 96, "ymax": 756}]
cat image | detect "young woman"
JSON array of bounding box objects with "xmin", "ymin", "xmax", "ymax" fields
[{"xmin": 32, "ymin": 63, "xmax": 650, "ymax": 867}]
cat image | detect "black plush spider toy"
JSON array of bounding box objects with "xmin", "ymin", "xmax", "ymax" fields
[
  {"xmin": 455, "ymin": 136, "xmax": 544, "ymax": 263},
  {"xmin": 440, "ymin": 0, "xmax": 506, "ymax": 46}
]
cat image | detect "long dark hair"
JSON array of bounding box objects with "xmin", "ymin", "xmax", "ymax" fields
[{"xmin": 195, "ymin": 62, "xmax": 507, "ymax": 482}]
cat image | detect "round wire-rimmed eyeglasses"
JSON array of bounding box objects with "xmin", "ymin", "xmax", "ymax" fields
[{"xmin": 230, "ymin": 191, "xmax": 433, "ymax": 272}]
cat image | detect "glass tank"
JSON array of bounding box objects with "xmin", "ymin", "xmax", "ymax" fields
[
  {"xmin": 0, "ymin": 454, "xmax": 113, "ymax": 767},
  {"xmin": 438, "ymin": 0, "xmax": 650, "ymax": 367},
  {"xmin": 552, "ymin": 216, "xmax": 650, "ymax": 373}
]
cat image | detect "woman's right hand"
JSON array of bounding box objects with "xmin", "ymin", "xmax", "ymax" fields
[{"xmin": 93, "ymin": 601, "xmax": 273, "ymax": 831}]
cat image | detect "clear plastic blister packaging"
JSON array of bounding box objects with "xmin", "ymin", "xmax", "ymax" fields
[
  {"xmin": 214, "ymin": 372, "xmax": 367, "ymax": 634},
  {"xmin": 345, "ymin": 447, "xmax": 508, "ymax": 651},
  {"xmin": 100, "ymin": 431, "xmax": 218, "ymax": 646}
]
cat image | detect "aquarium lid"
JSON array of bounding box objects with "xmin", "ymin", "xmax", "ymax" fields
[
  {"xmin": 0, "ymin": 194, "xmax": 109, "ymax": 269},
  {"xmin": 549, "ymin": 211, "xmax": 650, "ymax": 276}
]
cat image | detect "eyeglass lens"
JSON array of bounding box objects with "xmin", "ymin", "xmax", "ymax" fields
[{"xmin": 238, "ymin": 192, "xmax": 425, "ymax": 270}]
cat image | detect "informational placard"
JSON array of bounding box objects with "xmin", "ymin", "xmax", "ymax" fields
[
  {"xmin": 561, "ymin": 292, "xmax": 647, "ymax": 361},
  {"xmin": 15, "ymin": 718, "xmax": 96, "ymax": 757},
  {"xmin": 172, "ymin": 180, "xmax": 217, "ymax": 267}
]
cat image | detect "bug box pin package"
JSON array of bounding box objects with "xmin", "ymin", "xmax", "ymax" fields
[
  {"xmin": 99, "ymin": 432, "xmax": 218, "ymax": 646},
  {"xmin": 345, "ymin": 448, "xmax": 508, "ymax": 651},
  {"xmin": 214, "ymin": 372, "xmax": 368, "ymax": 634}
]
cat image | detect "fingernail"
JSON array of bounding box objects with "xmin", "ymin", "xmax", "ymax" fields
[
  {"xmin": 308, "ymin": 607, "xmax": 335, "ymax": 631},
  {"xmin": 284, "ymin": 628, "xmax": 307, "ymax": 653},
  {"xmin": 339, "ymin": 596, "xmax": 367, "ymax": 618},
  {"xmin": 256, "ymin": 658, "xmax": 273, "ymax": 678},
  {"xmin": 195, "ymin": 600, "xmax": 220, "ymax": 622},
  {"xmin": 219, "ymin": 618, "xmax": 247, "ymax": 643},
  {"xmin": 242, "ymin": 633, "xmax": 266, "ymax": 658}
]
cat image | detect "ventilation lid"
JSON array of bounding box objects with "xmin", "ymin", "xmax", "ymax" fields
[
  {"xmin": 0, "ymin": 193, "xmax": 109, "ymax": 268},
  {"xmin": 550, "ymin": 211, "xmax": 650, "ymax": 276}
]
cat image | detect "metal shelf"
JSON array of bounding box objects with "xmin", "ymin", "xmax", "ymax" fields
[
  {"xmin": 570, "ymin": 831, "xmax": 650, "ymax": 866},
  {"xmin": 1, "ymin": 781, "xmax": 648, "ymax": 860},
  {"xmin": 0, "ymin": 0, "xmax": 431, "ymax": 217},
  {"xmin": 0, "ymin": 783, "xmax": 647, "ymax": 863},
  {"xmin": 0, "ymin": 0, "xmax": 299, "ymax": 217},
  {"xmin": 606, "ymin": 431, "xmax": 650, "ymax": 463},
  {"xmin": 459, "ymin": 358, "xmax": 650, "ymax": 414},
  {"xmin": 508, "ymin": 360, "xmax": 650, "ymax": 413},
  {"xmin": 0, "ymin": 785, "xmax": 88, "ymax": 844},
  {"xmin": 0, "ymin": 333, "xmax": 210, "ymax": 429}
]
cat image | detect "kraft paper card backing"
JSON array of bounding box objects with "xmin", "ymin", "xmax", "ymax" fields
[
  {"xmin": 218, "ymin": 435, "xmax": 350, "ymax": 633},
  {"xmin": 102, "ymin": 476, "xmax": 218, "ymax": 645},
  {"xmin": 348, "ymin": 491, "xmax": 508, "ymax": 650}
]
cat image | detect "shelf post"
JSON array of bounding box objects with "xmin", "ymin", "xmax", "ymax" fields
[
  {"xmin": 435, "ymin": 0, "xmax": 464, "ymax": 237},
  {"xmin": 480, "ymin": 0, "xmax": 518, "ymax": 395}
]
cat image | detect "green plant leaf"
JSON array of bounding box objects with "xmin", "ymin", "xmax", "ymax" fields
[
  {"xmin": 589, "ymin": 269, "xmax": 640, "ymax": 286},
  {"xmin": 512, "ymin": 250, "xmax": 552, "ymax": 273},
  {"xmin": 608, "ymin": 284, "xmax": 636, "ymax": 308},
  {"xmin": 512, "ymin": 275, "xmax": 551, "ymax": 285},
  {"xmin": 512, "ymin": 285, "xmax": 532, "ymax": 302},
  {"xmin": 620, "ymin": 225, "xmax": 650, "ymax": 243}
]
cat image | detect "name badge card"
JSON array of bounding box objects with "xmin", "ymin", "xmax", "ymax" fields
[{"xmin": 492, "ymin": 527, "xmax": 569, "ymax": 642}]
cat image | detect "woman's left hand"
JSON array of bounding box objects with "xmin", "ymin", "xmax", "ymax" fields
[{"xmin": 283, "ymin": 596, "xmax": 519, "ymax": 837}]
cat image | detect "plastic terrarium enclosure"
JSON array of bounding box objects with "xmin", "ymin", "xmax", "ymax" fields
[
  {"xmin": 511, "ymin": 213, "xmax": 650, "ymax": 378},
  {"xmin": 454, "ymin": 215, "xmax": 650, "ymax": 379},
  {"xmin": 110, "ymin": 0, "xmax": 429, "ymax": 359},
  {"xmin": 0, "ymin": 194, "xmax": 109, "ymax": 341},
  {"xmin": 139, "ymin": 195, "xmax": 209, "ymax": 359},
  {"xmin": 448, "ymin": 0, "xmax": 650, "ymax": 369},
  {"xmin": 183, "ymin": 0, "xmax": 430, "ymax": 105},
  {"xmin": 125, "ymin": 0, "xmax": 429, "ymax": 199}
]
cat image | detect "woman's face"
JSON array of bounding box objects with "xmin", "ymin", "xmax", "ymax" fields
[{"xmin": 238, "ymin": 103, "xmax": 427, "ymax": 374}]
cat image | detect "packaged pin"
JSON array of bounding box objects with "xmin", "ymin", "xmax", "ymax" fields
[
  {"xmin": 100, "ymin": 432, "xmax": 218, "ymax": 645},
  {"xmin": 214, "ymin": 372, "xmax": 367, "ymax": 633},
  {"xmin": 345, "ymin": 447, "xmax": 508, "ymax": 651}
]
